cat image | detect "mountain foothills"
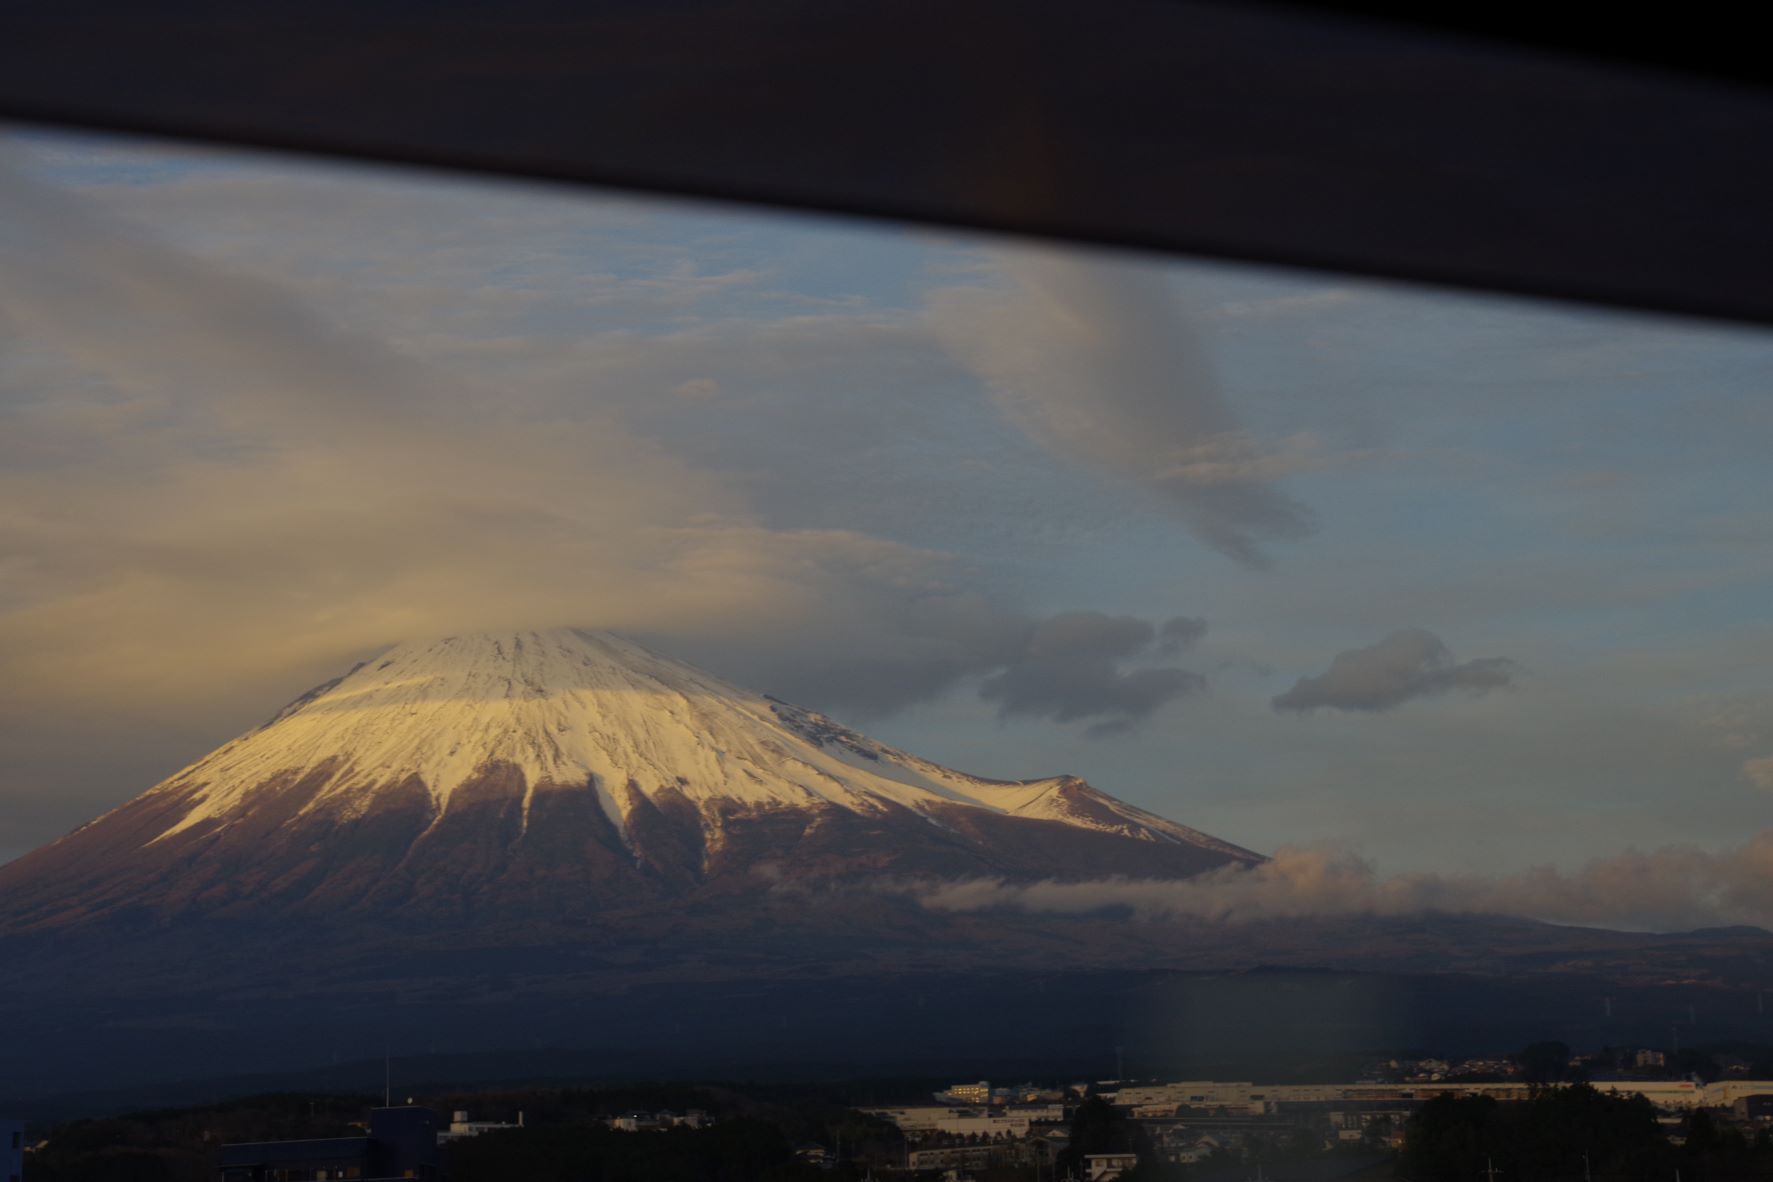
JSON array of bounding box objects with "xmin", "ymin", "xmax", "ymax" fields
[{"xmin": 0, "ymin": 629, "xmax": 1257, "ymax": 934}]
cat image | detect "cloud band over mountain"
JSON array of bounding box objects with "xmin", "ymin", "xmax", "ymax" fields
[{"xmin": 888, "ymin": 835, "xmax": 1773, "ymax": 933}]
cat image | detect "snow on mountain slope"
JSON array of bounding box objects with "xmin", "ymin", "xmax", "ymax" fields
[
  {"xmin": 0, "ymin": 629, "xmax": 1261, "ymax": 935},
  {"xmin": 135, "ymin": 629, "xmax": 1254, "ymax": 860},
  {"xmin": 763, "ymin": 697, "xmax": 1257, "ymax": 858}
]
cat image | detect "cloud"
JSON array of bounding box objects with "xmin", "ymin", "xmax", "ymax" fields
[
  {"xmin": 1156, "ymin": 616, "xmax": 1207, "ymax": 657},
  {"xmin": 1745, "ymin": 756, "xmax": 1773, "ymax": 791},
  {"xmin": 0, "ymin": 157, "xmax": 916, "ymax": 718},
  {"xmin": 928, "ymin": 247, "xmax": 1315, "ymax": 568},
  {"xmin": 1695, "ymin": 700, "xmax": 1763, "ymax": 751},
  {"xmin": 977, "ymin": 612, "xmax": 1207, "ymax": 736},
  {"xmin": 1156, "ymin": 432, "xmax": 1375, "ymax": 486},
  {"xmin": 0, "ymin": 152, "xmax": 1215, "ymax": 751},
  {"xmin": 1273, "ymin": 629, "xmax": 1517, "ymax": 713},
  {"xmin": 670, "ymin": 377, "xmax": 721, "ymax": 399},
  {"xmin": 892, "ymin": 834, "xmax": 1773, "ymax": 932}
]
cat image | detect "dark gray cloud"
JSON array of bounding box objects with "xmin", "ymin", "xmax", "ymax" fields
[
  {"xmin": 1157, "ymin": 615, "xmax": 1208, "ymax": 657},
  {"xmin": 979, "ymin": 611, "xmax": 1207, "ymax": 736},
  {"xmin": 665, "ymin": 605, "xmax": 1213, "ymax": 729},
  {"xmin": 1272, "ymin": 628, "xmax": 1516, "ymax": 713},
  {"xmin": 637, "ymin": 586, "xmax": 1031, "ymax": 718}
]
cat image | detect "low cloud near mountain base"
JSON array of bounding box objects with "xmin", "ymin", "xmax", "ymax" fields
[{"xmin": 890, "ymin": 834, "xmax": 1773, "ymax": 933}]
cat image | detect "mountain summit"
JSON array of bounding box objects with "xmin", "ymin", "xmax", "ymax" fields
[{"xmin": 0, "ymin": 629, "xmax": 1257, "ymax": 934}]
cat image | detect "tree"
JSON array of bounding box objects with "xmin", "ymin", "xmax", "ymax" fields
[
  {"xmin": 1058, "ymin": 1097, "xmax": 1149, "ymax": 1179},
  {"xmin": 1401, "ymin": 1084, "xmax": 1667, "ymax": 1182},
  {"xmin": 1670, "ymin": 1050, "xmax": 1721, "ymax": 1083},
  {"xmin": 1400, "ymin": 1094, "xmax": 1502, "ymax": 1182},
  {"xmin": 1283, "ymin": 1127, "xmax": 1321, "ymax": 1159},
  {"xmin": 1514, "ymin": 1042, "xmax": 1573, "ymax": 1085}
]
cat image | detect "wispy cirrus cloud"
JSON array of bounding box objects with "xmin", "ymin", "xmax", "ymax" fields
[
  {"xmin": 1156, "ymin": 432, "xmax": 1377, "ymax": 487},
  {"xmin": 928, "ymin": 248, "xmax": 1318, "ymax": 569},
  {"xmin": 0, "ymin": 150, "xmax": 1206, "ymax": 741}
]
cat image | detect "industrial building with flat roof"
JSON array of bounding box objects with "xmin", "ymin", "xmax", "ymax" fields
[{"xmin": 1102, "ymin": 1078, "xmax": 1773, "ymax": 1115}]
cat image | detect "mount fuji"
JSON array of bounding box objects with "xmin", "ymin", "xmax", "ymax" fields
[
  {"xmin": 8, "ymin": 630, "xmax": 1771, "ymax": 1103},
  {"xmin": 0, "ymin": 628, "xmax": 1257, "ymax": 936}
]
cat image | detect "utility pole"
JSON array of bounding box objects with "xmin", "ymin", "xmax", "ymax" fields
[
  {"xmin": 1484, "ymin": 1156, "xmax": 1503, "ymax": 1182},
  {"xmin": 1582, "ymin": 1152, "xmax": 1592, "ymax": 1182},
  {"xmin": 1602, "ymin": 997, "xmax": 1613, "ymax": 1019}
]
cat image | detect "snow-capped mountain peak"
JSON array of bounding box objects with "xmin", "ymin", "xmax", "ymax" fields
[
  {"xmin": 143, "ymin": 629, "xmax": 1249, "ymax": 857},
  {"xmin": 0, "ymin": 628, "xmax": 1258, "ymax": 933}
]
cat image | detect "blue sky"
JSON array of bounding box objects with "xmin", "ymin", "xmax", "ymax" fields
[{"xmin": 3, "ymin": 125, "xmax": 1773, "ymax": 891}]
